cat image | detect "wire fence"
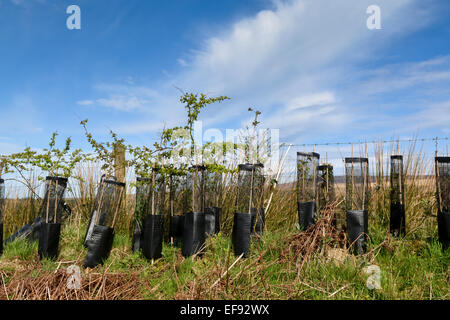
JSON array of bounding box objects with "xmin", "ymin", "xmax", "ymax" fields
[
  {"xmin": 3, "ymin": 137, "xmax": 449, "ymax": 197},
  {"xmin": 277, "ymin": 136, "xmax": 450, "ymax": 184}
]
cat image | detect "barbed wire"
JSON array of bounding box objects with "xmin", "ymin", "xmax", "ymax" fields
[{"xmin": 280, "ymin": 137, "xmax": 449, "ymax": 148}]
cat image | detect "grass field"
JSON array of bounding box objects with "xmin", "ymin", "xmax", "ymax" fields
[
  {"xmin": 0, "ymin": 214, "xmax": 448, "ymax": 300},
  {"xmin": 0, "ymin": 142, "xmax": 449, "ymax": 300}
]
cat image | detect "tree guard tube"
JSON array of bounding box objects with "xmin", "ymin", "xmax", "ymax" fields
[
  {"xmin": 31, "ymin": 176, "xmax": 68, "ymax": 243},
  {"xmin": 4, "ymin": 201, "xmax": 71, "ymax": 246},
  {"xmin": 38, "ymin": 223, "xmax": 61, "ymax": 260},
  {"xmin": 36, "ymin": 176, "xmax": 68, "ymax": 260},
  {"xmin": 83, "ymin": 225, "xmax": 115, "ymax": 268},
  {"xmin": 84, "ymin": 177, "xmax": 124, "ymax": 248},
  {"xmin": 169, "ymin": 173, "xmax": 188, "ymax": 246},
  {"xmin": 232, "ymin": 163, "xmax": 264, "ymax": 256},
  {"xmin": 142, "ymin": 214, "xmax": 164, "ymax": 260},
  {"xmin": 250, "ymin": 208, "xmax": 265, "ymax": 236},
  {"xmin": 182, "ymin": 211, "xmax": 205, "ymax": 257},
  {"xmin": 140, "ymin": 168, "xmax": 166, "ymax": 260},
  {"xmin": 318, "ymin": 165, "xmax": 335, "ymax": 211},
  {"xmin": 252, "ymin": 166, "xmax": 265, "ymax": 236},
  {"xmin": 297, "ymin": 152, "xmax": 320, "ymax": 230},
  {"xmin": 347, "ymin": 210, "xmax": 368, "ymax": 255},
  {"xmin": 345, "ymin": 158, "xmax": 370, "ymax": 254},
  {"xmin": 390, "ymin": 155, "xmax": 406, "ymax": 237},
  {"xmin": 205, "ymin": 207, "xmax": 221, "ymax": 236},
  {"xmin": 297, "ymin": 201, "xmax": 315, "ymax": 230},
  {"xmin": 232, "ymin": 212, "xmax": 251, "ymax": 258},
  {"xmin": 182, "ymin": 165, "xmax": 206, "ymax": 257},
  {"xmin": 204, "ymin": 169, "xmax": 223, "ymax": 236},
  {"xmin": 4, "ymin": 219, "xmax": 36, "ymax": 245},
  {"xmin": 318, "ymin": 164, "xmax": 335, "ymax": 226},
  {"xmin": 170, "ymin": 214, "xmax": 184, "ymax": 247},
  {"xmin": 435, "ymin": 157, "xmax": 450, "ymax": 250},
  {"xmin": 132, "ymin": 177, "xmax": 152, "ymax": 252},
  {"xmin": 0, "ymin": 178, "xmax": 4, "ymax": 255},
  {"xmin": 83, "ymin": 178, "xmax": 125, "ymax": 268}
]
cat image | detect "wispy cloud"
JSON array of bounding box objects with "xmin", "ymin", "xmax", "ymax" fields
[
  {"xmin": 285, "ymin": 92, "xmax": 336, "ymax": 111},
  {"xmin": 95, "ymin": 96, "xmax": 149, "ymax": 112},
  {"xmin": 78, "ymin": 0, "xmax": 446, "ymax": 144},
  {"xmin": 358, "ymin": 55, "xmax": 450, "ymax": 95},
  {"xmin": 407, "ymin": 100, "xmax": 450, "ymax": 134},
  {"xmin": 77, "ymin": 100, "xmax": 94, "ymax": 106}
]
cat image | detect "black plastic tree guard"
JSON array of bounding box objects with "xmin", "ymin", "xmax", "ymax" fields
[
  {"xmin": 140, "ymin": 168, "xmax": 165, "ymax": 260},
  {"xmin": 0, "ymin": 178, "xmax": 4, "ymax": 255},
  {"xmin": 83, "ymin": 225, "xmax": 115, "ymax": 268},
  {"xmin": 298, "ymin": 201, "xmax": 315, "ymax": 230},
  {"xmin": 36, "ymin": 176, "xmax": 68, "ymax": 260},
  {"xmin": 170, "ymin": 215, "xmax": 184, "ymax": 247},
  {"xmin": 390, "ymin": 155, "xmax": 406, "ymax": 237},
  {"xmin": 182, "ymin": 212, "xmax": 205, "ymax": 257},
  {"xmin": 169, "ymin": 173, "xmax": 187, "ymax": 246},
  {"xmin": 4, "ymin": 200, "xmax": 71, "ymax": 246},
  {"xmin": 142, "ymin": 214, "xmax": 164, "ymax": 260},
  {"xmin": 232, "ymin": 212, "xmax": 252, "ymax": 258},
  {"xmin": 84, "ymin": 177, "xmax": 123, "ymax": 247},
  {"xmin": 205, "ymin": 207, "xmax": 221, "ymax": 236},
  {"xmin": 83, "ymin": 177, "xmax": 125, "ymax": 268},
  {"xmin": 182, "ymin": 165, "xmax": 206, "ymax": 257},
  {"xmin": 30, "ymin": 177, "xmax": 68, "ymax": 248},
  {"xmin": 38, "ymin": 223, "xmax": 61, "ymax": 260},
  {"xmin": 347, "ymin": 210, "xmax": 368, "ymax": 255},
  {"xmin": 232, "ymin": 163, "xmax": 264, "ymax": 257},
  {"xmin": 132, "ymin": 177, "xmax": 151, "ymax": 253},
  {"xmin": 436, "ymin": 157, "xmax": 450, "ymax": 250},
  {"xmin": 131, "ymin": 221, "xmax": 143, "ymax": 253},
  {"xmin": 297, "ymin": 152, "xmax": 320, "ymax": 230},
  {"xmin": 345, "ymin": 158, "xmax": 370, "ymax": 255}
]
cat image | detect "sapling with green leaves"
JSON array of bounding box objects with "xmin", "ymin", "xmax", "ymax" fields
[
  {"xmin": 178, "ymin": 91, "xmax": 230, "ymax": 165},
  {"xmin": 6, "ymin": 132, "xmax": 83, "ymax": 195},
  {"xmin": 80, "ymin": 119, "xmax": 129, "ymax": 181},
  {"xmin": 3, "ymin": 132, "xmax": 84, "ymax": 245}
]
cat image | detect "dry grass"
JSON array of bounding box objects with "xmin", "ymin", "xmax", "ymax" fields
[
  {"xmin": 281, "ymin": 204, "xmax": 347, "ymax": 273},
  {"xmin": 0, "ymin": 267, "xmax": 143, "ymax": 300}
]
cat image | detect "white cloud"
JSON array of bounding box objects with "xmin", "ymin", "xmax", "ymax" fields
[
  {"xmin": 177, "ymin": 59, "xmax": 188, "ymax": 67},
  {"xmin": 96, "ymin": 96, "xmax": 148, "ymax": 112},
  {"xmin": 79, "ymin": 0, "xmax": 447, "ymax": 144},
  {"xmin": 408, "ymin": 100, "xmax": 450, "ymax": 134},
  {"xmin": 165, "ymin": 0, "xmax": 437, "ymax": 141},
  {"xmin": 358, "ymin": 55, "xmax": 450, "ymax": 95},
  {"xmin": 285, "ymin": 92, "xmax": 336, "ymax": 111},
  {"xmin": 77, "ymin": 100, "xmax": 94, "ymax": 106}
]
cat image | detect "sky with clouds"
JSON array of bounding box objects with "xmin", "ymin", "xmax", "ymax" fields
[{"xmin": 0, "ymin": 0, "xmax": 449, "ymax": 166}]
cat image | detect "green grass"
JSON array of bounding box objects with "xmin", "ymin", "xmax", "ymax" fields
[{"xmin": 1, "ymin": 217, "xmax": 448, "ymax": 300}]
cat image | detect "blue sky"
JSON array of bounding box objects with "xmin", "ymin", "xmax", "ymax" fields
[{"xmin": 0, "ymin": 0, "xmax": 449, "ymax": 158}]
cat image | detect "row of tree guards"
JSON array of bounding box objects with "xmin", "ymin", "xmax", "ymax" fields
[
  {"xmin": 297, "ymin": 153, "xmax": 450, "ymax": 253},
  {"xmin": 129, "ymin": 163, "xmax": 265, "ymax": 262},
  {"xmin": 0, "ymin": 156, "xmax": 448, "ymax": 265}
]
